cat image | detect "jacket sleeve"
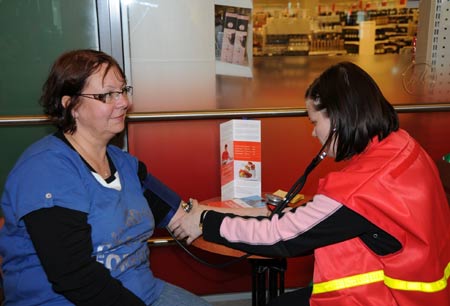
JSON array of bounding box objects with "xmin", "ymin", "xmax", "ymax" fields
[{"xmin": 202, "ymin": 194, "xmax": 401, "ymax": 257}]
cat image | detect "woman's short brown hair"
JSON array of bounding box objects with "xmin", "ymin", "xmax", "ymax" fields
[{"xmin": 39, "ymin": 49, "xmax": 126, "ymax": 133}]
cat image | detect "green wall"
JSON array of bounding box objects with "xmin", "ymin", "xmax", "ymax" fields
[{"xmin": 0, "ymin": 0, "xmax": 99, "ymax": 199}]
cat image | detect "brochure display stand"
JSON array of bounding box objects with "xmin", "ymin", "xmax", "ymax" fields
[{"xmin": 220, "ymin": 119, "xmax": 261, "ymax": 200}]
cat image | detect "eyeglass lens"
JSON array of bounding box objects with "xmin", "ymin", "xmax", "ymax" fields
[{"xmin": 106, "ymin": 86, "xmax": 133, "ymax": 103}]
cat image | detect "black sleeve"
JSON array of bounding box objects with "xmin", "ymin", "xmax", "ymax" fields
[
  {"xmin": 203, "ymin": 205, "xmax": 401, "ymax": 257},
  {"xmin": 23, "ymin": 206, "xmax": 145, "ymax": 306}
]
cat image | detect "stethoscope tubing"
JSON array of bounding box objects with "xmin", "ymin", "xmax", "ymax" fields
[{"xmin": 269, "ymin": 133, "xmax": 333, "ymax": 216}]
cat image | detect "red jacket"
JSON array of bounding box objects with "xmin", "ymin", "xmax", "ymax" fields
[{"xmin": 312, "ymin": 129, "xmax": 450, "ymax": 306}]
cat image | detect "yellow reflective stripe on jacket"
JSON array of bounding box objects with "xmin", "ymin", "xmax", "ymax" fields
[{"xmin": 313, "ymin": 261, "xmax": 450, "ymax": 295}]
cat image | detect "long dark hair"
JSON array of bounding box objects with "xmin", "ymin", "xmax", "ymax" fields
[
  {"xmin": 40, "ymin": 49, "xmax": 126, "ymax": 133},
  {"xmin": 305, "ymin": 61, "xmax": 399, "ymax": 161}
]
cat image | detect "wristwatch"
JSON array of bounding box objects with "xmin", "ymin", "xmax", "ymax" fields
[{"xmin": 181, "ymin": 199, "xmax": 193, "ymax": 213}]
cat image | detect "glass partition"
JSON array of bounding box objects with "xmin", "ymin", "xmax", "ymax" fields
[
  {"xmin": 0, "ymin": 0, "xmax": 99, "ymax": 116},
  {"xmin": 0, "ymin": 0, "xmax": 99, "ymax": 195},
  {"xmin": 122, "ymin": 0, "xmax": 216, "ymax": 112},
  {"xmin": 122, "ymin": 0, "xmax": 448, "ymax": 113}
]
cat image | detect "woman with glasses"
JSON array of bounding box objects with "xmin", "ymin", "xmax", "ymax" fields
[{"xmin": 0, "ymin": 49, "xmax": 211, "ymax": 306}]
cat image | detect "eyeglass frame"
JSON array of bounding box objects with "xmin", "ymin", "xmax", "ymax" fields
[{"xmin": 75, "ymin": 85, "xmax": 133, "ymax": 104}]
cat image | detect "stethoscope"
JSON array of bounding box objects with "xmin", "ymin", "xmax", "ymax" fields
[
  {"xmin": 268, "ymin": 130, "xmax": 334, "ymax": 217},
  {"xmin": 167, "ymin": 129, "xmax": 335, "ymax": 267}
]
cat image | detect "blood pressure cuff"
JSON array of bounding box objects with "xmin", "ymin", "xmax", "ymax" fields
[{"xmin": 139, "ymin": 161, "xmax": 181, "ymax": 228}]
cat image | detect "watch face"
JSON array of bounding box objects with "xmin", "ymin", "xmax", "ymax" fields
[{"xmin": 182, "ymin": 200, "xmax": 192, "ymax": 212}]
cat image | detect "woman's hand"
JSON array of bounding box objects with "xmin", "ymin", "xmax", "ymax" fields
[
  {"xmin": 168, "ymin": 199, "xmax": 207, "ymax": 245},
  {"xmin": 167, "ymin": 200, "xmax": 188, "ymax": 229}
]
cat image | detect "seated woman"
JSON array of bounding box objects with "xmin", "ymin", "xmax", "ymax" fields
[{"xmin": 0, "ymin": 49, "xmax": 211, "ymax": 306}]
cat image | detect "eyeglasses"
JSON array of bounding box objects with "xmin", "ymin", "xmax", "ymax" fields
[{"xmin": 77, "ymin": 86, "xmax": 133, "ymax": 104}]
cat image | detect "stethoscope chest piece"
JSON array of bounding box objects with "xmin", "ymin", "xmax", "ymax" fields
[{"xmin": 265, "ymin": 193, "xmax": 284, "ymax": 212}]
